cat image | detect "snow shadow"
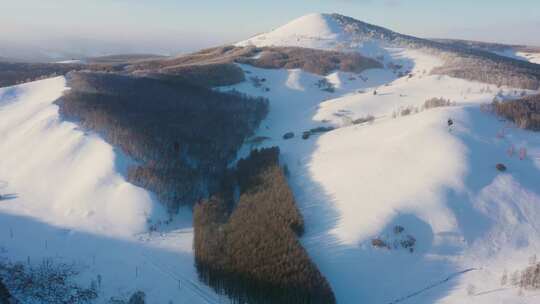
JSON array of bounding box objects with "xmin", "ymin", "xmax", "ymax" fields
[
  {"xmin": 448, "ymin": 106, "xmax": 540, "ymax": 245},
  {"xmin": 0, "ymin": 87, "xmax": 21, "ymax": 108},
  {"xmin": 0, "ymin": 211, "xmax": 223, "ymax": 304},
  {"xmin": 296, "ymin": 175, "xmax": 458, "ymax": 304},
  {"xmin": 277, "ymin": 130, "xmax": 460, "ymax": 304},
  {"xmin": 0, "ymin": 193, "xmax": 18, "ymax": 201}
]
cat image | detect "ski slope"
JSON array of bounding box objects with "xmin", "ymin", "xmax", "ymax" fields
[
  {"xmin": 0, "ymin": 78, "xmax": 224, "ymax": 303},
  {"xmin": 227, "ymin": 43, "xmax": 540, "ymax": 303}
]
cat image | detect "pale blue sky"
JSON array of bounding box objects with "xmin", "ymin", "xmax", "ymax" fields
[{"xmin": 1, "ymin": 0, "xmax": 539, "ymax": 54}]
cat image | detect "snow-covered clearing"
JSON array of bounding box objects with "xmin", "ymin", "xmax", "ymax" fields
[
  {"xmin": 227, "ymin": 42, "xmax": 540, "ymax": 303},
  {"xmin": 0, "ymin": 78, "xmax": 223, "ymax": 303}
]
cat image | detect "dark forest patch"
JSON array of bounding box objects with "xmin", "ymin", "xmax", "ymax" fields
[
  {"xmin": 492, "ymin": 94, "xmax": 540, "ymax": 131},
  {"xmin": 236, "ymin": 46, "xmax": 382, "ymax": 75},
  {"xmin": 57, "ymin": 71, "xmax": 268, "ymax": 211},
  {"xmin": 194, "ymin": 147, "xmax": 335, "ymax": 304},
  {"xmin": 0, "ymin": 62, "xmax": 82, "ymax": 88}
]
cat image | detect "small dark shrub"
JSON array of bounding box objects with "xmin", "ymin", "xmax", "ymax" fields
[
  {"xmin": 310, "ymin": 126, "xmax": 334, "ymax": 134},
  {"xmin": 518, "ymin": 263, "xmax": 540, "ymax": 290},
  {"xmin": 371, "ymin": 238, "xmax": 388, "ymax": 249},
  {"xmin": 283, "ymin": 132, "xmax": 294, "ymax": 140},
  {"xmin": 352, "ymin": 115, "xmax": 375, "ymax": 125},
  {"xmin": 393, "ymin": 225, "xmax": 405, "ymax": 234},
  {"xmin": 424, "ymin": 97, "xmax": 453, "ymax": 109},
  {"xmin": 400, "ymin": 235, "xmax": 416, "ymax": 249},
  {"xmin": 401, "ymin": 107, "xmax": 413, "ymax": 116},
  {"xmin": 316, "ymin": 79, "xmax": 335, "ymax": 92}
]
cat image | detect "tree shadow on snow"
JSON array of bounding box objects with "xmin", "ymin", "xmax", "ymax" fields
[
  {"xmin": 281, "ymin": 134, "xmax": 460, "ymax": 304},
  {"xmin": 0, "ymin": 212, "xmax": 223, "ymax": 304},
  {"xmin": 447, "ymin": 106, "xmax": 540, "ymax": 245}
]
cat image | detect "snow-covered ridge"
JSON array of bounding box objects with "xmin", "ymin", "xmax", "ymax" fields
[
  {"xmin": 0, "ymin": 78, "xmax": 223, "ymax": 303},
  {"xmin": 236, "ymin": 13, "xmax": 413, "ymax": 57},
  {"xmin": 0, "ymin": 77, "xmax": 159, "ymax": 236}
]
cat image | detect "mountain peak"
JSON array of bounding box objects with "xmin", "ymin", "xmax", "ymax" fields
[
  {"xmin": 236, "ymin": 13, "xmax": 346, "ymax": 49},
  {"xmin": 236, "ymin": 13, "xmax": 404, "ymax": 53}
]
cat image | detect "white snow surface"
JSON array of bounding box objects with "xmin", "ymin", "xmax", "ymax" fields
[
  {"xmin": 1, "ymin": 15, "xmax": 540, "ymax": 303},
  {"xmin": 226, "ymin": 46, "xmax": 540, "ymax": 303},
  {"xmin": 236, "ymin": 13, "xmax": 391, "ymax": 59},
  {"xmin": 237, "ymin": 13, "xmax": 343, "ymax": 50},
  {"xmin": 0, "ymin": 78, "xmax": 224, "ymax": 303}
]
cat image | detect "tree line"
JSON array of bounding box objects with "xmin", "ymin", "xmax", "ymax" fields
[{"xmin": 492, "ymin": 94, "xmax": 540, "ymax": 131}]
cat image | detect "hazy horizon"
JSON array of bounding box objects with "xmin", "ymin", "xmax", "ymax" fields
[{"xmin": 2, "ymin": 0, "xmax": 539, "ymax": 60}]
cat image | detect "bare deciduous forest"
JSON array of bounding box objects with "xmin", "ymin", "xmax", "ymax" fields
[
  {"xmin": 57, "ymin": 71, "xmax": 268, "ymax": 211},
  {"xmin": 0, "ymin": 62, "xmax": 83, "ymax": 87},
  {"xmin": 236, "ymin": 47, "xmax": 382, "ymax": 75},
  {"xmin": 492, "ymin": 94, "xmax": 540, "ymax": 131},
  {"xmin": 431, "ymin": 55, "xmax": 540, "ymax": 90}
]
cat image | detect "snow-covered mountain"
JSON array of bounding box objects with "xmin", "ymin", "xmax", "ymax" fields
[
  {"xmin": 236, "ymin": 13, "xmax": 461, "ymax": 56},
  {"xmin": 1, "ymin": 12, "xmax": 540, "ymax": 304},
  {"xmin": 235, "ymin": 13, "xmax": 540, "ymax": 304},
  {"xmin": 237, "ymin": 13, "xmax": 412, "ymax": 57}
]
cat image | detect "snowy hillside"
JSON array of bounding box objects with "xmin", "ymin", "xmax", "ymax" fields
[
  {"xmin": 236, "ymin": 13, "xmax": 401, "ymax": 59},
  {"xmin": 228, "ymin": 36, "xmax": 540, "ymax": 303},
  {"xmin": 2, "ymin": 12, "xmax": 540, "ymax": 304},
  {"xmin": 0, "ymin": 78, "xmax": 225, "ymax": 303}
]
